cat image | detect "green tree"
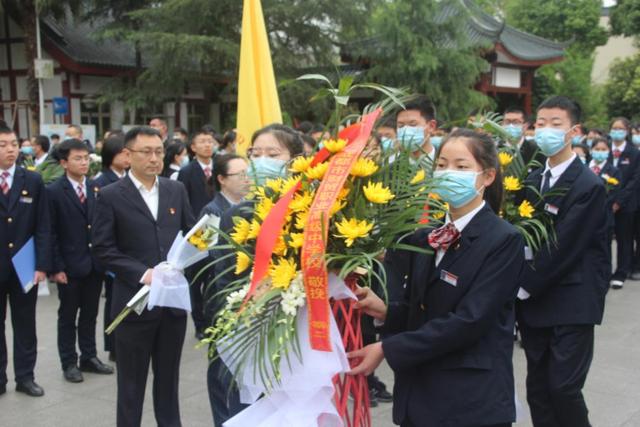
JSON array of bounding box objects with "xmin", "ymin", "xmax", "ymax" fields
[
  {"xmin": 359, "ymin": 0, "xmax": 492, "ymax": 121},
  {"xmin": 604, "ymin": 54, "xmax": 640, "ymax": 121},
  {"xmin": 609, "ymin": 0, "xmax": 640, "ymax": 37}
]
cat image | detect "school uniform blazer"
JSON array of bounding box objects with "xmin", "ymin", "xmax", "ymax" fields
[
  {"xmin": 91, "ymin": 176, "xmax": 195, "ymax": 321},
  {"xmin": 0, "ymin": 167, "xmax": 50, "ymax": 283},
  {"xmin": 382, "ymin": 205, "xmax": 525, "ymax": 427},
  {"xmin": 177, "ymin": 160, "xmax": 215, "ymax": 218},
  {"xmin": 518, "ymin": 157, "xmax": 609, "ymax": 328},
  {"xmin": 609, "ymin": 143, "xmax": 640, "ymax": 213},
  {"xmin": 92, "ymin": 169, "xmax": 120, "ymax": 190},
  {"xmin": 47, "ymin": 176, "xmax": 97, "ymax": 278},
  {"xmin": 198, "ymin": 191, "xmax": 232, "ymax": 219}
]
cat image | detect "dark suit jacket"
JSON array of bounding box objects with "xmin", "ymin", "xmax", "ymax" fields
[
  {"xmin": 91, "ymin": 175, "xmax": 195, "ymax": 321},
  {"xmin": 177, "ymin": 160, "xmax": 215, "ymax": 218},
  {"xmin": 518, "ymin": 157, "xmax": 609, "ymax": 327},
  {"xmin": 199, "ymin": 192, "xmax": 233, "ymax": 219},
  {"xmin": 520, "ymin": 138, "xmax": 546, "ymax": 169},
  {"xmin": 381, "ymin": 205, "xmax": 525, "ymax": 427},
  {"xmin": 609, "ymin": 143, "xmax": 640, "ymax": 213},
  {"xmin": 92, "ymin": 169, "xmax": 121, "ymax": 191},
  {"xmin": 47, "ymin": 176, "xmax": 97, "ymax": 278},
  {"xmin": 0, "ymin": 167, "xmax": 51, "ymax": 282}
]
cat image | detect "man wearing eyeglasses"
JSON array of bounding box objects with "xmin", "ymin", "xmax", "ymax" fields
[
  {"xmin": 0, "ymin": 125, "xmax": 50, "ymax": 398},
  {"xmin": 92, "ymin": 126, "xmax": 194, "ymax": 427},
  {"xmin": 502, "ymin": 107, "xmax": 545, "ymax": 166}
]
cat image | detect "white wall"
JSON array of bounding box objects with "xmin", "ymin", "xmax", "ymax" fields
[{"xmin": 592, "ymin": 15, "xmax": 639, "ymax": 84}]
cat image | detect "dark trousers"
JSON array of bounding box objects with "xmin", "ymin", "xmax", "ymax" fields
[
  {"xmin": 57, "ymin": 272, "xmax": 102, "ymax": 369},
  {"xmin": 187, "ymin": 261, "xmax": 207, "ymax": 332},
  {"xmin": 0, "ymin": 272, "xmax": 38, "ymax": 385},
  {"xmin": 115, "ymin": 310, "xmax": 187, "ymax": 427},
  {"xmin": 520, "ymin": 323, "xmax": 594, "ymax": 427},
  {"xmin": 633, "ymin": 210, "xmax": 640, "ymax": 271},
  {"xmin": 103, "ymin": 274, "xmax": 114, "ymax": 352},
  {"xmin": 401, "ymin": 422, "xmax": 509, "ymax": 427},
  {"xmin": 207, "ymin": 355, "xmax": 247, "ymax": 427},
  {"xmin": 613, "ymin": 210, "xmax": 634, "ymax": 280}
]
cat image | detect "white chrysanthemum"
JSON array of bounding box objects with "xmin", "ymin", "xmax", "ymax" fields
[{"xmin": 226, "ymin": 284, "xmax": 250, "ymax": 307}]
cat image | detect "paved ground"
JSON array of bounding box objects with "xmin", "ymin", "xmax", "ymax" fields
[{"xmin": 1, "ymin": 277, "xmax": 640, "ymax": 426}]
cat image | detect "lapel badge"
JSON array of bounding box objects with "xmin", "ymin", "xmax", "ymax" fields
[
  {"xmin": 93, "ymin": 186, "xmax": 100, "ymax": 193},
  {"xmin": 21, "ymin": 190, "xmax": 28, "ymax": 196},
  {"xmin": 169, "ymin": 208, "xmax": 176, "ymax": 215}
]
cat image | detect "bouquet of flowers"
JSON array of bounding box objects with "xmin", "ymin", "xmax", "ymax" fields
[
  {"xmin": 105, "ymin": 214, "xmax": 220, "ymax": 334},
  {"xmin": 88, "ymin": 153, "xmax": 102, "ymax": 178}
]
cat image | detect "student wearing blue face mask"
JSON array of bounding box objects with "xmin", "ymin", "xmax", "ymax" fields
[
  {"xmin": 17, "ymin": 138, "xmax": 34, "ymax": 167},
  {"xmin": 395, "ymin": 96, "xmax": 437, "ymax": 159},
  {"xmin": 502, "ymin": 107, "xmax": 545, "ymax": 166},
  {"xmin": 348, "ymin": 128, "xmax": 525, "ymax": 427},
  {"xmin": 632, "ymin": 123, "xmax": 640, "ymax": 147},
  {"xmin": 518, "ymin": 96, "xmax": 609, "ymax": 427},
  {"xmin": 607, "ymin": 117, "xmax": 640, "ymax": 289},
  {"xmin": 161, "ymin": 140, "xmax": 188, "ymax": 180},
  {"xmin": 377, "ymin": 116, "xmax": 397, "ymax": 152}
]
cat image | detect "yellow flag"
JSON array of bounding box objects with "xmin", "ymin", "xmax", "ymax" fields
[{"xmin": 236, "ymin": 0, "xmax": 282, "ymax": 155}]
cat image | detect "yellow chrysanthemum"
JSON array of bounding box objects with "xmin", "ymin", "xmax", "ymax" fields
[
  {"xmin": 273, "ymin": 235, "xmax": 287, "ymax": 257},
  {"xmin": 289, "ymin": 232, "xmax": 305, "ymax": 249},
  {"xmin": 290, "ymin": 191, "xmax": 314, "ymax": 212},
  {"xmin": 428, "ymin": 192, "xmax": 441, "ymax": 201},
  {"xmin": 280, "ymin": 176, "xmax": 300, "ymax": 194},
  {"xmin": 410, "ymin": 169, "xmax": 426, "ymax": 185},
  {"xmin": 363, "ymin": 181, "xmax": 395, "ymax": 204},
  {"xmin": 235, "ymin": 252, "xmax": 251, "ymax": 275},
  {"xmin": 498, "ymin": 152, "xmax": 513, "ymax": 167},
  {"xmin": 503, "ymin": 176, "xmax": 522, "ymax": 191},
  {"xmin": 335, "ymin": 217, "xmax": 374, "ymax": 247},
  {"xmin": 269, "ymin": 258, "xmax": 298, "ymax": 289},
  {"xmin": 350, "ymin": 158, "xmax": 379, "ymax": 178},
  {"xmin": 255, "ymin": 197, "xmax": 274, "ymax": 221},
  {"xmin": 250, "ymin": 185, "xmax": 268, "ymax": 200},
  {"xmin": 330, "ymin": 198, "xmax": 347, "ymax": 215},
  {"xmin": 247, "ymin": 219, "xmax": 261, "ymax": 240},
  {"xmin": 230, "ymin": 218, "xmax": 251, "ymax": 245},
  {"xmin": 606, "ymin": 176, "xmax": 619, "ymax": 186},
  {"xmin": 337, "ymin": 187, "xmax": 350, "ymax": 200},
  {"xmin": 518, "ymin": 200, "xmax": 535, "ymax": 219},
  {"xmin": 265, "ymin": 178, "xmax": 283, "ymax": 193},
  {"xmin": 290, "ymin": 156, "xmax": 314, "ymax": 174},
  {"xmin": 324, "ymin": 138, "xmax": 347, "ymax": 153},
  {"xmin": 305, "ymin": 162, "xmax": 329, "ymax": 180},
  {"xmin": 433, "ymin": 202, "xmax": 450, "ymax": 220},
  {"xmin": 26, "ymin": 165, "xmax": 36, "ymax": 171}
]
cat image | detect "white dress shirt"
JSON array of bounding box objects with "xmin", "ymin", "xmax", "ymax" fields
[
  {"xmin": 541, "ymin": 153, "xmax": 576, "ymax": 191},
  {"xmin": 612, "ymin": 141, "xmax": 626, "ymax": 168},
  {"xmin": 111, "ymin": 167, "xmax": 126, "ymax": 179},
  {"xmin": 129, "ymin": 171, "xmax": 159, "ymax": 220},
  {"xmin": 435, "ymin": 201, "xmax": 486, "ymax": 267},
  {"xmin": 198, "ymin": 159, "xmax": 213, "ymax": 176},
  {"xmin": 0, "ymin": 163, "xmax": 17, "ymax": 190},
  {"xmin": 169, "ymin": 164, "xmax": 180, "ymax": 181},
  {"xmin": 34, "ymin": 152, "xmax": 48, "ymax": 167},
  {"xmin": 66, "ymin": 175, "xmax": 87, "ymax": 199}
]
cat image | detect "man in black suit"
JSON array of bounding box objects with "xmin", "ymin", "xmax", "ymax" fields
[
  {"xmin": 517, "ymin": 96, "xmax": 609, "ymax": 427},
  {"xmin": 0, "ymin": 126, "xmax": 50, "ymax": 397},
  {"xmin": 92, "ymin": 126, "xmax": 195, "ymax": 427},
  {"xmin": 48, "ymin": 139, "xmax": 114, "ymax": 383},
  {"xmin": 502, "ymin": 107, "xmax": 546, "ymax": 167},
  {"xmin": 178, "ymin": 130, "xmax": 216, "ymax": 339}
]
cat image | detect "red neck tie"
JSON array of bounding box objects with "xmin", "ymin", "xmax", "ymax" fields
[
  {"xmin": 0, "ymin": 171, "xmax": 9, "ymax": 195},
  {"xmin": 76, "ymin": 184, "xmax": 86, "ymax": 204},
  {"xmin": 428, "ymin": 222, "xmax": 461, "ymax": 252},
  {"xmin": 203, "ymin": 166, "xmax": 212, "ymax": 179},
  {"xmin": 613, "ymin": 149, "xmax": 621, "ymax": 159},
  {"xmin": 591, "ymin": 166, "xmax": 601, "ymax": 175}
]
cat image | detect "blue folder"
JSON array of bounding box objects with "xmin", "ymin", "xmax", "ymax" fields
[{"xmin": 11, "ymin": 237, "xmax": 36, "ymax": 294}]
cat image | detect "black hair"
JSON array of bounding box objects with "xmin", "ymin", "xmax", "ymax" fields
[
  {"xmin": 101, "ymin": 135, "xmax": 125, "ymax": 169},
  {"xmin": 124, "ymin": 126, "xmax": 162, "ymax": 147},
  {"xmin": 296, "ymin": 121, "xmax": 314, "ymax": 134},
  {"xmin": 504, "ymin": 106, "xmax": 526, "ymax": 117},
  {"xmin": 537, "ymin": 96, "xmax": 582, "ymax": 125},
  {"xmin": 213, "ymin": 154, "xmax": 247, "ymax": 192},
  {"xmin": 163, "ymin": 141, "xmax": 187, "ymax": 173},
  {"xmin": 310, "ymin": 124, "xmax": 326, "ymax": 134},
  {"xmin": 174, "ymin": 127, "xmax": 188, "ymax": 135},
  {"xmin": 251, "ymin": 124, "xmax": 303, "ymax": 158},
  {"xmin": 50, "ymin": 133, "xmax": 60, "ymax": 139},
  {"xmin": 397, "ymin": 96, "xmax": 436, "ymax": 121},
  {"xmin": 33, "ymin": 135, "xmax": 50, "ymax": 152},
  {"xmin": 105, "ymin": 129, "xmax": 124, "ymax": 139},
  {"xmin": 56, "ymin": 138, "xmax": 89, "ymax": 161},
  {"xmin": 0, "ymin": 125, "xmax": 15, "ymax": 136},
  {"xmin": 591, "ymin": 137, "xmax": 611, "ymax": 151},
  {"xmin": 220, "ymin": 130, "xmax": 236, "ymax": 150},
  {"xmin": 301, "ymin": 133, "xmax": 317, "ymax": 150},
  {"xmin": 573, "ymin": 143, "xmax": 590, "ymax": 159},
  {"xmin": 438, "ymin": 128, "xmax": 503, "ymax": 214},
  {"xmin": 201, "ymin": 124, "xmax": 217, "ymax": 136},
  {"xmin": 379, "ymin": 115, "xmax": 397, "ymax": 129},
  {"xmin": 589, "ymin": 128, "xmax": 606, "ymax": 137}
]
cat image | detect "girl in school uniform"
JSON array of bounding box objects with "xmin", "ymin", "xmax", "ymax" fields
[{"xmin": 348, "ymin": 128, "xmax": 525, "ymax": 427}]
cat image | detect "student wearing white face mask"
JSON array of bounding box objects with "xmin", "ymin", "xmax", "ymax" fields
[{"xmin": 395, "ymin": 96, "xmax": 437, "ymax": 160}]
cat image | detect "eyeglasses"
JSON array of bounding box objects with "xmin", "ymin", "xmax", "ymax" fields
[
  {"xmin": 226, "ymin": 171, "xmax": 250, "ymax": 179},
  {"xmin": 129, "ymin": 148, "xmax": 165, "ymax": 158}
]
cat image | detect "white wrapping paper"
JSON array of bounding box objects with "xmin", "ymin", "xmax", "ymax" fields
[{"xmin": 221, "ymin": 274, "xmax": 356, "ymax": 427}]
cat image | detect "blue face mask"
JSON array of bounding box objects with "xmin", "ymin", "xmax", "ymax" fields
[
  {"xmin": 248, "ymin": 156, "xmax": 287, "ymax": 185},
  {"xmin": 20, "ymin": 146, "xmax": 34, "ymax": 156},
  {"xmin": 632, "ymin": 135, "xmax": 640, "ymax": 146},
  {"xmin": 591, "ymin": 150, "xmax": 609, "ymax": 164},
  {"xmin": 579, "ymin": 156, "xmax": 587, "ymax": 165},
  {"xmin": 180, "ymin": 155, "xmax": 189, "ymax": 168},
  {"xmin": 610, "ymin": 129, "xmax": 627, "ymax": 141},
  {"xmin": 572, "ymin": 136, "xmax": 583, "ymax": 146},
  {"xmin": 504, "ymin": 125, "xmax": 523, "ymax": 140},
  {"xmin": 535, "ymin": 128, "xmax": 568, "ymax": 157},
  {"xmin": 397, "ymin": 126, "xmax": 425, "ymax": 151},
  {"xmin": 586, "ymin": 139, "xmax": 593, "ymax": 147},
  {"xmin": 433, "ymin": 170, "xmax": 482, "ymax": 208},
  {"xmin": 430, "ymin": 136, "xmax": 443, "ymax": 151},
  {"xmin": 380, "ymin": 137, "xmax": 394, "ymax": 151}
]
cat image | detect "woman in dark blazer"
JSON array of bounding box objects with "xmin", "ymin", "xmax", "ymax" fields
[{"xmin": 349, "ymin": 129, "xmax": 525, "ymax": 427}]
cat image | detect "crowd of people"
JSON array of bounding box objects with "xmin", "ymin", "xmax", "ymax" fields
[{"xmin": 0, "ymin": 93, "xmax": 628, "ymax": 426}]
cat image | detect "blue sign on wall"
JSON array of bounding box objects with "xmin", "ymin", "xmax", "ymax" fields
[{"xmin": 52, "ymin": 97, "xmax": 69, "ymax": 115}]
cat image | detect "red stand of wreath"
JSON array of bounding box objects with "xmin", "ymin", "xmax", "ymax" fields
[{"xmin": 331, "ymin": 274, "xmax": 371, "ymax": 427}]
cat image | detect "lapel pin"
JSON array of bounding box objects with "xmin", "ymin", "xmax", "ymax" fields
[
  {"xmin": 21, "ymin": 190, "xmax": 28, "ymax": 196},
  {"xmin": 169, "ymin": 208, "xmax": 176, "ymax": 215},
  {"xmin": 93, "ymin": 186, "xmax": 100, "ymax": 193}
]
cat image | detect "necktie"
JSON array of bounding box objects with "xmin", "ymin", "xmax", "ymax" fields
[
  {"xmin": 428, "ymin": 223, "xmax": 461, "ymax": 252},
  {"xmin": 0, "ymin": 171, "xmax": 9, "ymax": 195},
  {"xmin": 613, "ymin": 149, "xmax": 621, "ymax": 159},
  {"xmin": 591, "ymin": 165, "xmax": 601, "ymax": 175},
  {"xmin": 76, "ymin": 184, "xmax": 86, "ymax": 204},
  {"xmin": 541, "ymin": 170, "xmax": 552, "ymax": 194},
  {"xmin": 204, "ymin": 166, "xmax": 212, "ymax": 179}
]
